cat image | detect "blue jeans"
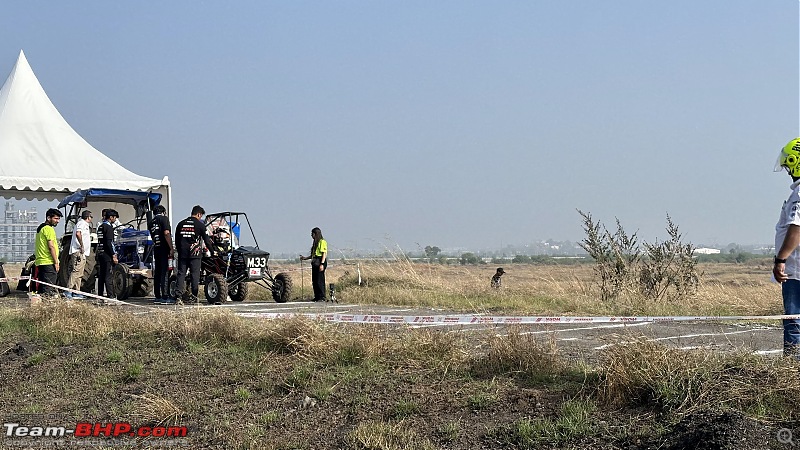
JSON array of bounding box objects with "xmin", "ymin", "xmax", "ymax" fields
[{"xmin": 783, "ymin": 279, "xmax": 800, "ymax": 358}]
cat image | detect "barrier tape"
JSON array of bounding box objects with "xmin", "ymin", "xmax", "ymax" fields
[
  {"xmin": 7, "ymin": 276, "xmax": 798, "ymax": 325},
  {"xmin": 235, "ymin": 311, "xmax": 800, "ymax": 325},
  {"xmin": 0, "ymin": 275, "xmax": 30, "ymax": 282},
  {"xmin": 22, "ymin": 279, "xmax": 127, "ymax": 306}
]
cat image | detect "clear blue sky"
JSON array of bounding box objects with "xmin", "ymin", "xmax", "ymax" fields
[{"xmin": 0, "ymin": 1, "xmax": 797, "ymax": 254}]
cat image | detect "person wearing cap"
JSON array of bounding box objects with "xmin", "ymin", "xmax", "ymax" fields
[
  {"xmin": 33, "ymin": 208, "xmax": 63, "ymax": 297},
  {"xmin": 149, "ymin": 204, "xmax": 174, "ymax": 303},
  {"xmin": 491, "ymin": 267, "xmax": 505, "ymax": 288},
  {"xmin": 96, "ymin": 209, "xmax": 119, "ymax": 298},
  {"xmin": 65, "ymin": 210, "xmax": 92, "ymax": 299}
]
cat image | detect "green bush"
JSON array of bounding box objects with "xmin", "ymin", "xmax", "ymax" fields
[{"xmin": 578, "ymin": 210, "xmax": 700, "ymax": 303}]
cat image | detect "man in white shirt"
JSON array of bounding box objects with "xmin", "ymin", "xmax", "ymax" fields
[{"xmin": 66, "ymin": 210, "xmax": 92, "ymax": 299}]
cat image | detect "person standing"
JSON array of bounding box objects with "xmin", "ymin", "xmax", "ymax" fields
[
  {"xmin": 773, "ymin": 137, "xmax": 800, "ymax": 358},
  {"xmin": 66, "ymin": 210, "xmax": 92, "ymax": 299},
  {"xmin": 174, "ymin": 205, "xmax": 215, "ymax": 305},
  {"xmin": 34, "ymin": 208, "xmax": 62, "ymax": 297},
  {"xmin": 96, "ymin": 209, "xmax": 119, "ymax": 299},
  {"xmin": 300, "ymin": 227, "xmax": 328, "ymax": 302},
  {"xmin": 149, "ymin": 205, "xmax": 174, "ymax": 304}
]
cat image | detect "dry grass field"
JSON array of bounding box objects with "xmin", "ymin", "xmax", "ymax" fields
[
  {"xmin": 267, "ymin": 259, "xmax": 780, "ymax": 318},
  {"xmin": 0, "ymin": 259, "xmax": 795, "ymax": 450}
]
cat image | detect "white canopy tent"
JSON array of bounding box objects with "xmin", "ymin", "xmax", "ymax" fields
[{"xmin": 0, "ymin": 50, "xmax": 170, "ymax": 218}]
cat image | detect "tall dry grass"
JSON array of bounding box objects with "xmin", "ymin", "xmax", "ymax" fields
[
  {"xmin": 268, "ymin": 260, "xmax": 781, "ymax": 317},
  {"xmin": 597, "ymin": 337, "xmax": 800, "ymax": 421}
]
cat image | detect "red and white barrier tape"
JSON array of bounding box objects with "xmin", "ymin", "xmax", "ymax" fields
[
  {"xmin": 0, "ymin": 275, "xmax": 30, "ymax": 282},
  {"xmin": 235, "ymin": 311, "xmax": 800, "ymax": 325},
  {"xmin": 7, "ymin": 276, "xmax": 799, "ymax": 325},
  {"xmin": 21, "ymin": 278, "xmax": 126, "ymax": 306}
]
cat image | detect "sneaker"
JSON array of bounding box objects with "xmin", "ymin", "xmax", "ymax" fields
[
  {"xmin": 161, "ymin": 299, "xmax": 177, "ymax": 305},
  {"xmin": 73, "ymin": 294, "xmax": 86, "ymax": 300},
  {"xmin": 63, "ymin": 292, "xmax": 73, "ymax": 299}
]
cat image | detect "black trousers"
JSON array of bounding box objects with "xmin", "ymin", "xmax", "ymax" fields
[
  {"xmin": 311, "ymin": 257, "xmax": 327, "ymax": 301},
  {"xmin": 97, "ymin": 254, "xmax": 113, "ymax": 298},
  {"xmin": 35, "ymin": 264, "xmax": 57, "ymax": 296},
  {"xmin": 153, "ymin": 247, "xmax": 170, "ymax": 299},
  {"xmin": 176, "ymin": 257, "xmax": 202, "ymax": 298}
]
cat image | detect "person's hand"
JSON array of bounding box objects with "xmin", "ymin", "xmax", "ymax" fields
[
  {"xmin": 112, "ymin": 255, "xmax": 118, "ymax": 264},
  {"xmin": 55, "ymin": 262, "xmax": 60, "ymax": 272},
  {"xmin": 774, "ymin": 262, "xmax": 789, "ymax": 283},
  {"xmin": 319, "ymin": 264, "xmax": 325, "ymax": 272},
  {"xmin": 299, "ymin": 254, "xmax": 305, "ymax": 261}
]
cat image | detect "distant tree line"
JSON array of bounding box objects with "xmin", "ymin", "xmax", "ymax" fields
[{"xmin": 387, "ymin": 243, "xmax": 770, "ymax": 267}]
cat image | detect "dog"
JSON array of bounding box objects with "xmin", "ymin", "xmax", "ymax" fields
[{"xmin": 491, "ymin": 268, "xmax": 505, "ymax": 288}]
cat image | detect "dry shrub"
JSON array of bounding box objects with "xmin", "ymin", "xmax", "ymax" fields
[
  {"xmin": 257, "ymin": 316, "xmax": 327, "ymax": 356},
  {"xmin": 156, "ymin": 308, "xmax": 253, "ymax": 343},
  {"xmin": 470, "ymin": 329, "xmax": 566, "ymax": 383},
  {"xmin": 130, "ymin": 392, "xmax": 184, "ymax": 426},
  {"xmin": 598, "ymin": 339, "xmax": 800, "ymax": 420},
  {"xmin": 22, "ymin": 302, "xmax": 135, "ymax": 340}
]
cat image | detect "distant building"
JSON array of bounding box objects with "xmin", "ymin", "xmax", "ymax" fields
[
  {"xmin": 0, "ymin": 202, "xmax": 39, "ymax": 262},
  {"xmin": 694, "ymin": 247, "xmax": 721, "ymax": 255}
]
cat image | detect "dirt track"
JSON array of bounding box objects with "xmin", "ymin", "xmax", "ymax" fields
[
  {"xmin": 95, "ymin": 295, "xmax": 787, "ymax": 360},
  {"xmin": 1, "ymin": 277, "xmax": 785, "ymax": 360}
]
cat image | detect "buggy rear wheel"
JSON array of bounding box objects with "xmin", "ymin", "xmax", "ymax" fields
[
  {"xmin": 132, "ymin": 277, "xmax": 153, "ymax": 298},
  {"xmin": 229, "ymin": 281, "xmax": 248, "ymax": 302},
  {"xmin": 272, "ymin": 272, "xmax": 292, "ymax": 303},
  {"xmin": 204, "ymin": 273, "xmax": 227, "ymax": 304},
  {"xmin": 112, "ymin": 264, "xmax": 132, "ymax": 300}
]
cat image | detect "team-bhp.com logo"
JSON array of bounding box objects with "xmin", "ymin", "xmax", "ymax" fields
[{"xmin": 4, "ymin": 421, "xmax": 188, "ymax": 438}]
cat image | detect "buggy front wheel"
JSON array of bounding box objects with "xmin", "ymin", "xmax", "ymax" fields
[
  {"xmin": 271, "ymin": 272, "xmax": 292, "ymax": 303},
  {"xmin": 204, "ymin": 273, "xmax": 228, "ymax": 304},
  {"xmin": 229, "ymin": 281, "xmax": 248, "ymax": 302}
]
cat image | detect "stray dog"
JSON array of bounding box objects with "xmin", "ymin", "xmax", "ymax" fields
[{"xmin": 491, "ymin": 268, "xmax": 505, "ymax": 288}]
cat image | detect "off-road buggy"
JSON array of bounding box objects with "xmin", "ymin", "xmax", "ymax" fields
[
  {"xmin": 169, "ymin": 211, "xmax": 292, "ymax": 304},
  {"xmin": 56, "ymin": 188, "xmax": 161, "ymax": 299}
]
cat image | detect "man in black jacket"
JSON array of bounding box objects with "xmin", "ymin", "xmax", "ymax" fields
[
  {"xmin": 96, "ymin": 209, "xmax": 119, "ymax": 298},
  {"xmin": 149, "ymin": 205, "xmax": 174, "ymax": 304},
  {"xmin": 174, "ymin": 205, "xmax": 215, "ymax": 304}
]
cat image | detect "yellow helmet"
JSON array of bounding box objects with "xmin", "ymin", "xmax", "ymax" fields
[{"xmin": 775, "ymin": 138, "xmax": 800, "ymax": 177}]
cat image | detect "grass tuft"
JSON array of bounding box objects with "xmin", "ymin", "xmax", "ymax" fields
[
  {"xmin": 597, "ymin": 339, "xmax": 800, "ymax": 420},
  {"xmin": 346, "ymin": 420, "xmax": 437, "ymax": 450},
  {"xmin": 130, "ymin": 392, "xmax": 184, "ymax": 427},
  {"xmin": 470, "ymin": 330, "xmax": 567, "ymax": 385}
]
